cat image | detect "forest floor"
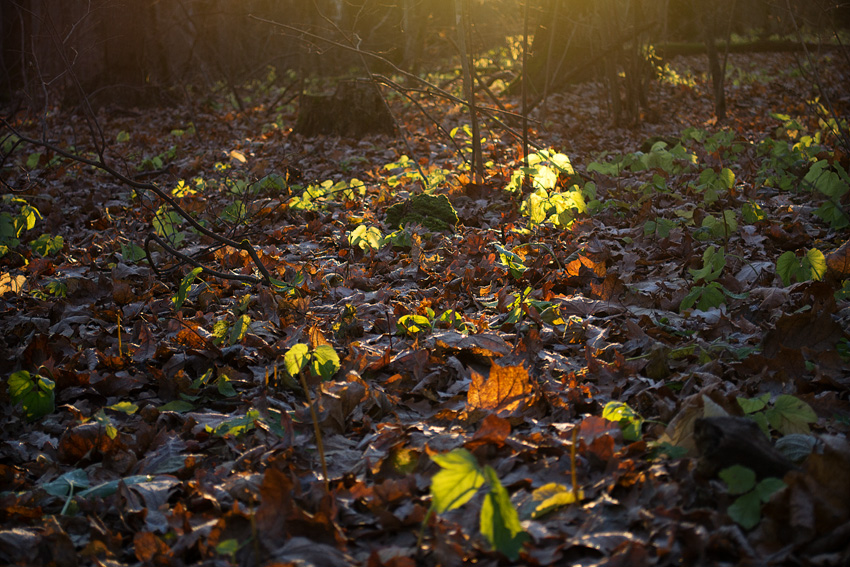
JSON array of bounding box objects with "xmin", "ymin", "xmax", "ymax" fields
[{"xmin": 2, "ymin": 49, "xmax": 850, "ymax": 566}]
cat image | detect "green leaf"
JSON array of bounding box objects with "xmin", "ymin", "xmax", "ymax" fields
[
  {"xmin": 805, "ymin": 160, "xmax": 849, "ymax": 198},
  {"xmin": 397, "ymin": 314, "xmax": 433, "ymax": 336},
  {"xmin": 284, "ymin": 343, "xmax": 309, "ymax": 377},
  {"xmin": 107, "ymin": 401, "xmax": 138, "ymax": 414},
  {"xmin": 755, "ymin": 477, "xmax": 786, "ymax": 503},
  {"xmin": 602, "ymin": 401, "xmax": 644, "ymax": 441},
  {"xmin": 727, "ymin": 490, "xmax": 763, "ymax": 529},
  {"xmin": 480, "ymin": 466, "xmax": 529, "ymax": 560},
  {"xmin": 209, "ymin": 409, "xmax": 259, "ymax": 437},
  {"xmin": 217, "ymin": 375, "xmax": 238, "ymax": 398},
  {"xmin": 719, "ymin": 167, "xmax": 735, "ymax": 189},
  {"xmin": 805, "ymin": 249, "xmax": 827, "ymax": 282},
  {"xmin": 310, "ymin": 344, "xmax": 340, "ymax": 381},
  {"xmin": 30, "ymin": 233, "xmax": 63, "ymax": 257},
  {"xmin": 429, "ymin": 448, "xmax": 485, "ymax": 513},
  {"xmin": 695, "ymin": 282, "xmax": 726, "ymax": 311},
  {"xmin": 776, "ymin": 251, "xmax": 801, "ymax": 286},
  {"xmin": 121, "ymin": 242, "xmax": 147, "ymax": 263},
  {"xmin": 94, "ymin": 409, "xmax": 118, "ymax": 439},
  {"xmin": 216, "ymin": 539, "xmax": 241, "ymax": 556},
  {"xmin": 42, "ymin": 469, "xmax": 90, "ymax": 497},
  {"xmin": 26, "ymin": 152, "xmax": 41, "ymax": 169},
  {"xmin": 743, "ymin": 201, "xmax": 766, "ymax": 223},
  {"xmin": 530, "ymin": 482, "xmax": 584, "ymax": 518},
  {"xmin": 719, "ymin": 465, "xmax": 756, "ymax": 495},
  {"xmin": 689, "ymin": 246, "xmax": 725, "ymax": 282},
  {"xmin": 228, "ymin": 314, "xmax": 251, "ymax": 345},
  {"xmin": 173, "ymin": 267, "xmax": 203, "ymax": 310},
  {"xmin": 158, "ymin": 400, "xmax": 195, "ymax": 412},
  {"xmin": 7, "ymin": 370, "xmax": 55, "ymax": 421},
  {"xmin": 77, "ymin": 475, "xmax": 155, "ymax": 499},
  {"xmin": 765, "ymin": 395, "xmax": 817, "ymax": 435},
  {"xmin": 737, "ymin": 394, "xmax": 769, "ymax": 415}
]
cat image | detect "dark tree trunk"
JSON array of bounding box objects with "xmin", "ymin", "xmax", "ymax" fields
[{"xmin": 294, "ymin": 80, "xmax": 395, "ymax": 138}]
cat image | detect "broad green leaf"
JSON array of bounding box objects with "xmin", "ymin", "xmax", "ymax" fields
[
  {"xmin": 776, "ymin": 251, "xmax": 802, "ymax": 286},
  {"xmin": 217, "ymin": 376, "xmax": 238, "ymax": 397},
  {"xmin": 397, "ymin": 314, "xmax": 433, "ymax": 336},
  {"xmin": 806, "ymin": 249, "xmax": 827, "ymax": 282},
  {"xmin": 310, "ymin": 344, "xmax": 340, "ymax": 381},
  {"xmin": 30, "ymin": 234, "xmax": 63, "ymax": 257},
  {"xmin": 209, "ymin": 409, "xmax": 260, "ymax": 437},
  {"xmin": 689, "ymin": 246, "xmax": 725, "ymax": 282},
  {"xmin": 765, "ymin": 395, "xmax": 817, "ymax": 435},
  {"xmin": 743, "ymin": 201, "xmax": 766, "ymax": 223},
  {"xmin": 480, "ymin": 466, "xmax": 529, "ymax": 560},
  {"xmin": 737, "ymin": 394, "xmax": 769, "ymax": 415},
  {"xmin": 695, "ymin": 282, "xmax": 726, "ymax": 311},
  {"xmin": 42, "ymin": 469, "xmax": 90, "ymax": 497},
  {"xmin": 284, "ymin": 343, "xmax": 310, "ymax": 377},
  {"xmin": 77, "ymin": 475, "xmax": 156, "ymax": 499},
  {"xmin": 121, "ymin": 242, "xmax": 147, "ymax": 263},
  {"xmin": 216, "ymin": 539, "xmax": 240, "ymax": 556},
  {"xmin": 430, "ymin": 448, "xmax": 485, "ymax": 513},
  {"xmin": 8, "ymin": 370, "xmax": 55, "ymax": 421},
  {"xmin": 348, "ymin": 224, "xmax": 383, "ymax": 251},
  {"xmin": 755, "ymin": 477, "xmax": 786, "ymax": 502},
  {"xmin": 602, "ymin": 401, "xmax": 644, "ymax": 441},
  {"xmin": 727, "ymin": 490, "xmax": 763, "ymax": 529},
  {"xmin": 719, "ymin": 167, "xmax": 735, "ymax": 189},
  {"xmin": 719, "ymin": 465, "xmax": 756, "ymax": 495}
]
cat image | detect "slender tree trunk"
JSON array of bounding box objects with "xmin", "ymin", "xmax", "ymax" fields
[
  {"xmin": 702, "ymin": 2, "xmax": 727, "ymax": 121},
  {"xmin": 455, "ymin": 0, "xmax": 484, "ymax": 183}
]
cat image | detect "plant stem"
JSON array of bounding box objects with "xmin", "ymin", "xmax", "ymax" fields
[{"xmin": 299, "ymin": 373, "xmax": 329, "ymax": 493}]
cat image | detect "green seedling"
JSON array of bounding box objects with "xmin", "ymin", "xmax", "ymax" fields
[
  {"xmin": 602, "ymin": 401, "xmax": 644, "ymax": 442},
  {"xmin": 423, "ymin": 448, "xmax": 529, "ymax": 560},
  {"xmin": 775, "ymin": 249, "xmax": 826, "ymax": 286},
  {"xmin": 680, "ymin": 246, "xmax": 746, "ymax": 312},
  {"xmin": 397, "ymin": 311, "xmax": 434, "ymax": 337},
  {"xmin": 7, "ymin": 370, "xmax": 55, "ymax": 421},
  {"xmin": 804, "ymin": 159, "xmax": 850, "ymax": 229},
  {"xmin": 719, "ymin": 465, "xmax": 785, "ymax": 530},
  {"xmin": 737, "ymin": 394, "xmax": 818, "ymax": 436},
  {"xmin": 30, "ymin": 233, "xmax": 64, "ymax": 257},
  {"xmin": 173, "ymin": 267, "xmax": 203, "ymax": 311},
  {"xmin": 348, "ymin": 224, "xmax": 384, "ymax": 252}
]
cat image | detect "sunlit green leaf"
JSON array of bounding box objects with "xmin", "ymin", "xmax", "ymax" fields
[
  {"xmin": 284, "ymin": 343, "xmax": 309, "ymax": 377},
  {"xmin": 430, "ymin": 448, "xmax": 485, "ymax": 513},
  {"xmin": 480, "ymin": 466, "xmax": 529, "ymax": 560}
]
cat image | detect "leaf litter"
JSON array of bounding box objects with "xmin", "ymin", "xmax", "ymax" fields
[{"xmin": 1, "ymin": 50, "xmax": 850, "ymax": 566}]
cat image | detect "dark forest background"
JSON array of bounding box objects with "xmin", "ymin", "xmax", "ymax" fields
[{"xmin": 3, "ymin": 0, "xmax": 848, "ymax": 109}]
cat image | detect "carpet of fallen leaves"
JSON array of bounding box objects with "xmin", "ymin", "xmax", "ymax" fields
[{"xmin": 2, "ymin": 50, "xmax": 850, "ymax": 566}]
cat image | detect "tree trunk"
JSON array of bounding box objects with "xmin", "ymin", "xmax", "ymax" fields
[{"xmin": 294, "ymin": 80, "xmax": 395, "ymax": 138}]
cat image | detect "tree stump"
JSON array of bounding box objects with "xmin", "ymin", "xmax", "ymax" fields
[{"xmin": 294, "ymin": 80, "xmax": 395, "ymax": 138}]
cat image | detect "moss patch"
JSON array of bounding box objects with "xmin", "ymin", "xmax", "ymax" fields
[{"xmin": 385, "ymin": 194, "xmax": 459, "ymax": 232}]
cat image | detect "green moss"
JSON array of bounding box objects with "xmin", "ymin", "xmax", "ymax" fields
[{"xmin": 385, "ymin": 194, "xmax": 459, "ymax": 232}]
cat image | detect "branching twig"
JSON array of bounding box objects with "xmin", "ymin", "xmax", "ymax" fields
[
  {"xmin": 1, "ymin": 118, "xmax": 273, "ymax": 284},
  {"xmin": 145, "ymin": 232, "xmax": 262, "ymax": 284}
]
